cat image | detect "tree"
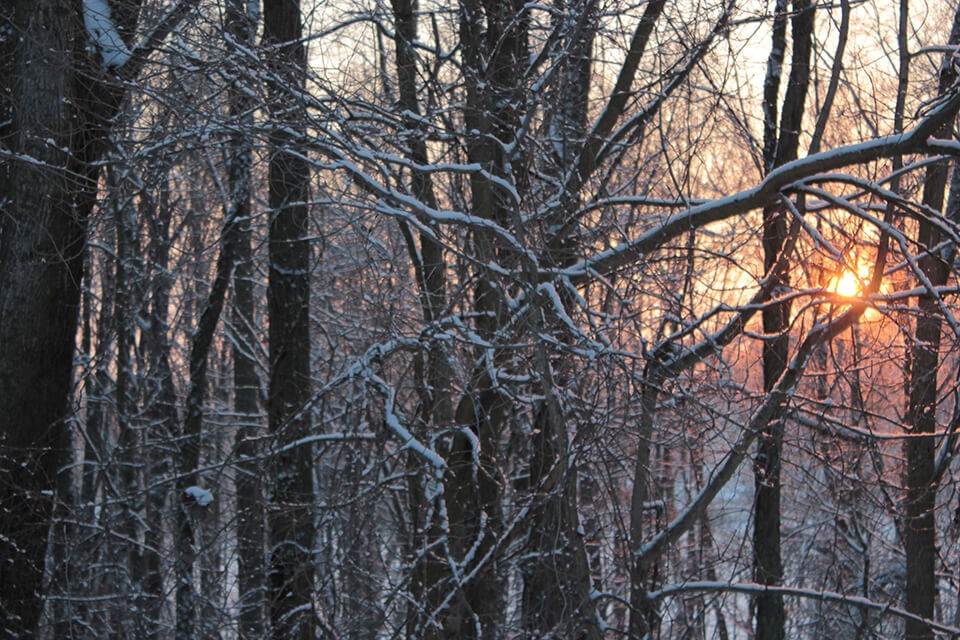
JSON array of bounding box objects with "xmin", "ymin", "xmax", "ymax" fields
[
  {"xmin": 263, "ymin": 0, "xmax": 316, "ymax": 637},
  {"xmin": 0, "ymin": 1, "xmax": 198, "ymax": 634},
  {"xmin": 754, "ymin": 2, "xmax": 815, "ymax": 638},
  {"xmin": 903, "ymin": 4, "xmax": 960, "ymax": 638},
  {"xmin": 226, "ymin": 0, "xmax": 267, "ymax": 637}
]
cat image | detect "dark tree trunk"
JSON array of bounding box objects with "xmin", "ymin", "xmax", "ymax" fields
[
  {"xmin": 754, "ymin": 3, "xmax": 813, "ymax": 638},
  {"xmin": 263, "ymin": 1, "xmax": 316, "ymax": 637},
  {"xmin": 522, "ymin": 4, "xmax": 600, "ymax": 638},
  {"xmin": 522, "ymin": 396, "xmax": 601, "ymax": 640},
  {"xmin": 903, "ymin": 7, "xmax": 960, "ymax": 638},
  {"xmin": 1, "ymin": 0, "xmax": 195, "ymax": 632},
  {"xmin": 0, "ymin": 3, "xmax": 81, "ymax": 634},
  {"xmin": 387, "ymin": 4, "xmax": 456, "ymax": 635}
]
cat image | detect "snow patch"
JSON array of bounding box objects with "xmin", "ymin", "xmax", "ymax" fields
[
  {"xmin": 183, "ymin": 485, "xmax": 213, "ymax": 507},
  {"xmin": 83, "ymin": 0, "xmax": 131, "ymax": 70}
]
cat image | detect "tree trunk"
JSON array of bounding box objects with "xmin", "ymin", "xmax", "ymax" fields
[
  {"xmin": 224, "ymin": 1, "xmax": 267, "ymax": 638},
  {"xmin": 754, "ymin": 3, "xmax": 813, "ymax": 638},
  {"xmin": 1, "ymin": 0, "xmax": 195, "ymax": 632},
  {"xmin": 522, "ymin": 4, "xmax": 600, "ymax": 637},
  {"xmin": 387, "ymin": 4, "xmax": 459, "ymax": 635},
  {"xmin": 140, "ymin": 173, "xmax": 179, "ymax": 639},
  {"xmin": 263, "ymin": 1, "xmax": 316, "ymax": 637},
  {"xmin": 0, "ymin": 3, "xmax": 79, "ymax": 634},
  {"xmin": 903, "ymin": 7, "xmax": 960, "ymax": 638}
]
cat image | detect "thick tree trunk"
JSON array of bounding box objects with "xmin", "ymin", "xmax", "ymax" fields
[
  {"xmin": 0, "ymin": 3, "xmax": 79, "ymax": 634},
  {"xmin": 263, "ymin": 1, "xmax": 316, "ymax": 637},
  {"xmin": 522, "ymin": 391, "xmax": 601, "ymax": 640},
  {"xmin": 1, "ymin": 0, "xmax": 195, "ymax": 632}
]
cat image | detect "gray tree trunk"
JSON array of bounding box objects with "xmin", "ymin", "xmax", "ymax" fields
[{"xmin": 227, "ymin": 0, "xmax": 267, "ymax": 637}]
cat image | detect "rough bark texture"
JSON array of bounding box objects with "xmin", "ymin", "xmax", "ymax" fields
[
  {"xmin": 0, "ymin": 3, "xmax": 81, "ymax": 635},
  {"xmin": 263, "ymin": 1, "xmax": 316, "ymax": 637}
]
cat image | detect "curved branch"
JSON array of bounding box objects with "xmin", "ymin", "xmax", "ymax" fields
[
  {"xmin": 647, "ymin": 582, "xmax": 960, "ymax": 635},
  {"xmin": 563, "ymin": 88, "xmax": 960, "ymax": 281}
]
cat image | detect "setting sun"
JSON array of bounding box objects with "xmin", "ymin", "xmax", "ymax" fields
[{"xmin": 831, "ymin": 269, "xmax": 862, "ymax": 298}]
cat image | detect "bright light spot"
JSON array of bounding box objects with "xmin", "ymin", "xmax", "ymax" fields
[{"xmin": 831, "ymin": 269, "xmax": 861, "ymax": 298}]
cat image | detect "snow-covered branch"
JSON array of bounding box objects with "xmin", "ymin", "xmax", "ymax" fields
[
  {"xmin": 648, "ymin": 581, "xmax": 960, "ymax": 635},
  {"xmin": 565, "ymin": 87, "xmax": 960, "ymax": 280}
]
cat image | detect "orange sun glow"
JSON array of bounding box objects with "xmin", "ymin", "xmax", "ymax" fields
[{"xmin": 831, "ymin": 269, "xmax": 862, "ymax": 298}]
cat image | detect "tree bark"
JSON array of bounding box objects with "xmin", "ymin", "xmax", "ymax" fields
[
  {"xmin": 754, "ymin": 3, "xmax": 813, "ymax": 638},
  {"xmin": 903, "ymin": 6, "xmax": 960, "ymax": 638},
  {"xmin": 0, "ymin": 3, "xmax": 80, "ymax": 634},
  {"xmin": 225, "ymin": 0, "xmax": 267, "ymax": 637},
  {"xmin": 263, "ymin": 1, "xmax": 316, "ymax": 637}
]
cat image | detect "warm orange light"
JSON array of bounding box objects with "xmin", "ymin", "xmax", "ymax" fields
[{"xmin": 831, "ymin": 269, "xmax": 861, "ymax": 298}]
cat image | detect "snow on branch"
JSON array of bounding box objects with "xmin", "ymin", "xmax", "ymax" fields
[
  {"xmin": 182, "ymin": 485, "xmax": 213, "ymax": 507},
  {"xmin": 83, "ymin": 0, "xmax": 131, "ymax": 69},
  {"xmin": 635, "ymin": 299, "xmax": 870, "ymax": 569},
  {"xmin": 565, "ymin": 87, "xmax": 960, "ymax": 281},
  {"xmin": 648, "ymin": 581, "xmax": 960, "ymax": 635}
]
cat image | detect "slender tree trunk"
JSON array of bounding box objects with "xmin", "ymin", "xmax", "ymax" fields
[
  {"xmin": 227, "ymin": 0, "xmax": 267, "ymax": 637},
  {"xmin": 386, "ymin": 4, "xmax": 460, "ymax": 636},
  {"xmin": 629, "ymin": 374, "xmax": 662, "ymax": 637},
  {"xmin": 140, "ymin": 174, "xmax": 178, "ymax": 639},
  {"xmin": 904, "ymin": 8, "xmax": 960, "ymax": 638},
  {"xmin": 263, "ymin": 1, "xmax": 316, "ymax": 637},
  {"xmin": 754, "ymin": 3, "xmax": 813, "ymax": 638}
]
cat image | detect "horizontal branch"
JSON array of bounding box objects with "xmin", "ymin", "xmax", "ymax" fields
[{"xmin": 648, "ymin": 581, "xmax": 960, "ymax": 635}]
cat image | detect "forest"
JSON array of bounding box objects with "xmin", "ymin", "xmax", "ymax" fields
[{"xmin": 3, "ymin": 0, "xmax": 960, "ymax": 638}]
